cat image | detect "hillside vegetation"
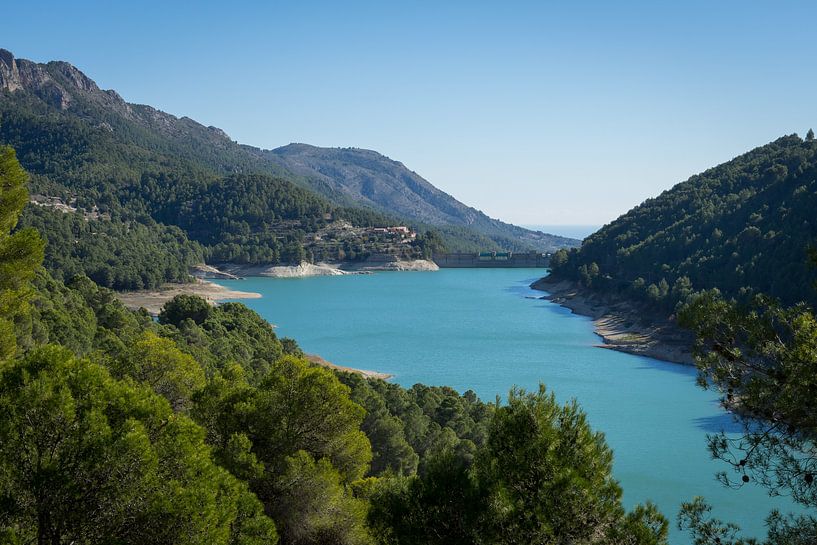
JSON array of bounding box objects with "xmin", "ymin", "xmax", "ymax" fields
[
  {"xmin": 549, "ymin": 134, "xmax": 817, "ymax": 311},
  {"xmin": 0, "ymin": 49, "xmax": 574, "ymax": 291},
  {"xmin": 0, "ymin": 52, "xmax": 419, "ymax": 288},
  {"xmin": 268, "ymin": 144, "xmax": 577, "ymax": 252},
  {"xmin": 0, "ymin": 144, "xmax": 667, "ymax": 545}
]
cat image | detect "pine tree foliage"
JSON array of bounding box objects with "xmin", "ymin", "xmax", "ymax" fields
[
  {"xmin": 0, "ymin": 146, "xmax": 44, "ymax": 359},
  {"xmin": 549, "ymin": 134, "xmax": 817, "ymax": 311}
]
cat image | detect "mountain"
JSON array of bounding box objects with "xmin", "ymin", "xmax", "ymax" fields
[
  {"xmin": 548, "ymin": 134, "xmax": 817, "ymax": 310},
  {"xmin": 0, "ymin": 48, "xmax": 577, "ymax": 259},
  {"xmin": 0, "ymin": 48, "xmax": 398, "ymax": 289},
  {"xmin": 0, "ymin": 48, "xmax": 293, "ymax": 179},
  {"xmin": 266, "ymin": 144, "xmax": 577, "ymax": 252}
]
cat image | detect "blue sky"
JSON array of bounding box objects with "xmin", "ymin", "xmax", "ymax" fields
[{"xmin": 3, "ymin": 1, "xmax": 816, "ymax": 225}]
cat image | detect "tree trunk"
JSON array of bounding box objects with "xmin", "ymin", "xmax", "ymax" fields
[{"xmin": 37, "ymin": 509, "xmax": 51, "ymax": 545}]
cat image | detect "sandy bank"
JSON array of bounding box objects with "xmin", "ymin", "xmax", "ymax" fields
[
  {"xmin": 305, "ymin": 354, "xmax": 393, "ymax": 380},
  {"xmin": 340, "ymin": 259, "xmax": 439, "ymax": 273},
  {"xmin": 531, "ymin": 277, "xmax": 695, "ymax": 365},
  {"xmin": 190, "ymin": 263, "xmax": 240, "ymax": 280},
  {"xmin": 116, "ymin": 279, "xmax": 261, "ymax": 316},
  {"xmin": 214, "ymin": 259, "xmax": 439, "ymax": 278},
  {"xmin": 116, "ymin": 281, "xmax": 392, "ymax": 378},
  {"xmin": 219, "ymin": 262, "xmax": 351, "ymax": 278}
]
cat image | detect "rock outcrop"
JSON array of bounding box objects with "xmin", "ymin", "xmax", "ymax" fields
[
  {"xmin": 0, "ymin": 47, "xmax": 135, "ymax": 114},
  {"xmin": 2, "ymin": 48, "xmax": 71, "ymax": 108},
  {"xmin": 0, "ymin": 48, "xmax": 237, "ymax": 143}
]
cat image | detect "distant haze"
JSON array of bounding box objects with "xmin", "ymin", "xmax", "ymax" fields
[
  {"xmin": 3, "ymin": 2, "xmax": 816, "ymax": 225},
  {"xmin": 523, "ymin": 225, "xmax": 600, "ymax": 241}
]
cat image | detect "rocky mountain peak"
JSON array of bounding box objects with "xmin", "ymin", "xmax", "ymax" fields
[
  {"xmin": 48, "ymin": 60, "xmax": 100, "ymax": 93},
  {"xmin": 0, "ymin": 48, "xmax": 14, "ymax": 72},
  {"xmin": 1, "ymin": 48, "xmax": 29, "ymax": 93},
  {"xmin": 0, "ymin": 48, "xmax": 130, "ymax": 113},
  {"xmin": 1, "ymin": 48, "xmax": 73, "ymax": 108},
  {"xmin": 0, "ymin": 48, "xmax": 239, "ymax": 141}
]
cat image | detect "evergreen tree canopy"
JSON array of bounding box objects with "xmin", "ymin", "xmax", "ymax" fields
[
  {"xmin": 0, "ymin": 146, "xmax": 44, "ymax": 359},
  {"xmin": 677, "ymin": 290, "xmax": 817, "ymax": 544},
  {"xmin": 0, "ymin": 140, "xmax": 670, "ymax": 544},
  {"xmin": 368, "ymin": 386, "xmax": 669, "ymax": 545},
  {"xmin": 549, "ymin": 134, "xmax": 817, "ymax": 311},
  {"xmin": 0, "ymin": 346, "xmax": 277, "ymax": 545}
]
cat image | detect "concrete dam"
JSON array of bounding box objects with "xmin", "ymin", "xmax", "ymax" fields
[{"xmin": 432, "ymin": 252, "xmax": 550, "ymax": 268}]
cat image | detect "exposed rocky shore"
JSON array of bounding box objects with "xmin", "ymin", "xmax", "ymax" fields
[
  {"xmin": 117, "ymin": 264, "xmax": 404, "ymax": 379},
  {"xmin": 531, "ymin": 277, "xmax": 695, "ymax": 365},
  {"xmin": 116, "ymin": 278, "xmax": 261, "ymax": 316},
  {"xmin": 305, "ymin": 354, "xmax": 393, "ymax": 380},
  {"xmin": 208, "ymin": 259, "xmax": 439, "ymax": 278},
  {"xmin": 215, "ymin": 262, "xmax": 351, "ymax": 278},
  {"xmin": 190, "ymin": 263, "xmax": 241, "ymax": 280},
  {"xmin": 118, "ymin": 259, "xmax": 438, "ymax": 313}
]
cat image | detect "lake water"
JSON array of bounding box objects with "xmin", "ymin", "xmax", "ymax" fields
[{"xmin": 214, "ymin": 268, "xmax": 794, "ymax": 544}]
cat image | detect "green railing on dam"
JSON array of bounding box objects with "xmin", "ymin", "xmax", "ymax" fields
[{"xmin": 432, "ymin": 252, "xmax": 550, "ymax": 268}]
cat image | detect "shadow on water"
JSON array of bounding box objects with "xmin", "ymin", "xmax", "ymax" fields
[
  {"xmin": 634, "ymin": 360, "xmax": 697, "ymax": 378},
  {"xmin": 504, "ymin": 277, "xmax": 546, "ymax": 297},
  {"xmin": 693, "ymin": 412, "xmax": 743, "ymax": 434}
]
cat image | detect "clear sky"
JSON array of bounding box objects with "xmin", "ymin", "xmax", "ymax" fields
[{"xmin": 3, "ymin": 1, "xmax": 816, "ymax": 226}]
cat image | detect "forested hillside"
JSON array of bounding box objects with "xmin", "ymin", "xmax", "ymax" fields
[
  {"xmin": 268, "ymin": 144, "xmax": 578, "ymax": 252},
  {"xmin": 0, "ymin": 144, "xmax": 667, "ymax": 544},
  {"xmin": 0, "ymin": 50, "xmax": 411, "ymax": 288},
  {"xmin": 0, "ymin": 48, "xmax": 574, "ymax": 288},
  {"xmin": 549, "ymin": 133, "xmax": 817, "ymax": 311}
]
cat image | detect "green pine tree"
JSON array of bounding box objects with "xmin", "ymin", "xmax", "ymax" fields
[
  {"xmin": 678, "ymin": 289, "xmax": 817, "ymax": 543},
  {"xmin": 0, "ymin": 146, "xmax": 44, "ymax": 360}
]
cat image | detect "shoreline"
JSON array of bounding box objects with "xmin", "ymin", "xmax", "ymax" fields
[
  {"xmin": 305, "ymin": 354, "xmax": 393, "ymax": 380},
  {"xmin": 531, "ymin": 277, "xmax": 695, "ymax": 365},
  {"xmin": 116, "ymin": 278, "xmax": 262, "ymax": 316},
  {"xmin": 210, "ymin": 259, "xmax": 439, "ymax": 279},
  {"xmin": 115, "ymin": 274, "xmax": 395, "ymax": 380}
]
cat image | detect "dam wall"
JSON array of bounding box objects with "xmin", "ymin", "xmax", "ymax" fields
[{"xmin": 432, "ymin": 252, "xmax": 550, "ymax": 268}]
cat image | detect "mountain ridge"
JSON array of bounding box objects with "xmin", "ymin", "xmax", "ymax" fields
[
  {"xmin": 266, "ymin": 142, "xmax": 577, "ymax": 251},
  {"xmin": 0, "ymin": 47, "xmax": 577, "ymax": 253}
]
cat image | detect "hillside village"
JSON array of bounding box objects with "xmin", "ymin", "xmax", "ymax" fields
[
  {"xmin": 31, "ymin": 193, "xmax": 425, "ymax": 264},
  {"xmin": 306, "ymin": 221, "xmax": 423, "ymax": 262}
]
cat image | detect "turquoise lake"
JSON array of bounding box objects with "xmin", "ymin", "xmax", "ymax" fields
[{"xmin": 214, "ymin": 268, "xmax": 793, "ymax": 544}]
